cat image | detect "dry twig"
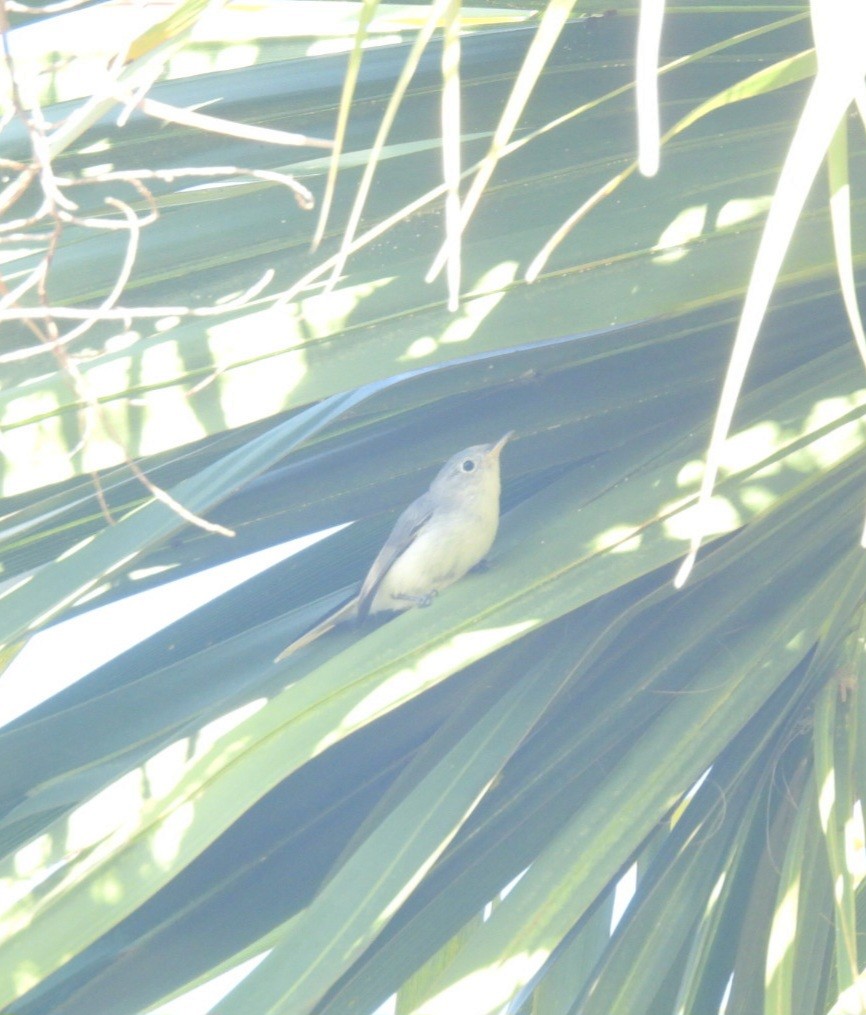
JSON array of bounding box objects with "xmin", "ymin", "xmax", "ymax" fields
[{"xmin": 0, "ymin": 0, "xmax": 322, "ymax": 536}]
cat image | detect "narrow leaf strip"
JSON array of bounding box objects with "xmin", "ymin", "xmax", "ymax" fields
[
  {"xmin": 635, "ymin": 0, "xmax": 665, "ymax": 177},
  {"xmin": 675, "ymin": 74, "xmax": 855, "ymax": 586}
]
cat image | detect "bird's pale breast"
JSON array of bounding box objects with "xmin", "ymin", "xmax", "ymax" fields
[{"xmin": 370, "ymin": 489, "xmax": 499, "ymax": 613}]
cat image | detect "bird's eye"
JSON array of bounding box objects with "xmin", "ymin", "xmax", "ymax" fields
[{"xmin": 461, "ymin": 458, "xmax": 476, "ymax": 472}]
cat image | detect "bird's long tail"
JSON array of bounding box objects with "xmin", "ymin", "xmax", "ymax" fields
[{"xmin": 274, "ymin": 595, "xmax": 360, "ymax": 662}]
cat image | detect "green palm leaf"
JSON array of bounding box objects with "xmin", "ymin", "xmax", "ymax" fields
[{"xmin": 2, "ymin": 3, "xmax": 866, "ymax": 1015}]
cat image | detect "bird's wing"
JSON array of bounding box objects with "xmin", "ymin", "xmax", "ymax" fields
[{"xmin": 356, "ymin": 492, "xmax": 434, "ymax": 620}]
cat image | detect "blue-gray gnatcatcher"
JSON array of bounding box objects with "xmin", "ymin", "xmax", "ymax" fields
[{"xmin": 274, "ymin": 431, "xmax": 513, "ymax": 661}]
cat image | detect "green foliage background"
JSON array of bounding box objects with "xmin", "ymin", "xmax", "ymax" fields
[{"xmin": 2, "ymin": 2, "xmax": 866, "ymax": 1013}]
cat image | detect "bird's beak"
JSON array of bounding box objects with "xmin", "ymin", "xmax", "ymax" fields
[{"xmin": 490, "ymin": 431, "xmax": 514, "ymax": 458}]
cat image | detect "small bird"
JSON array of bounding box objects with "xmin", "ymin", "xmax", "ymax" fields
[{"xmin": 274, "ymin": 432, "xmax": 513, "ymax": 661}]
